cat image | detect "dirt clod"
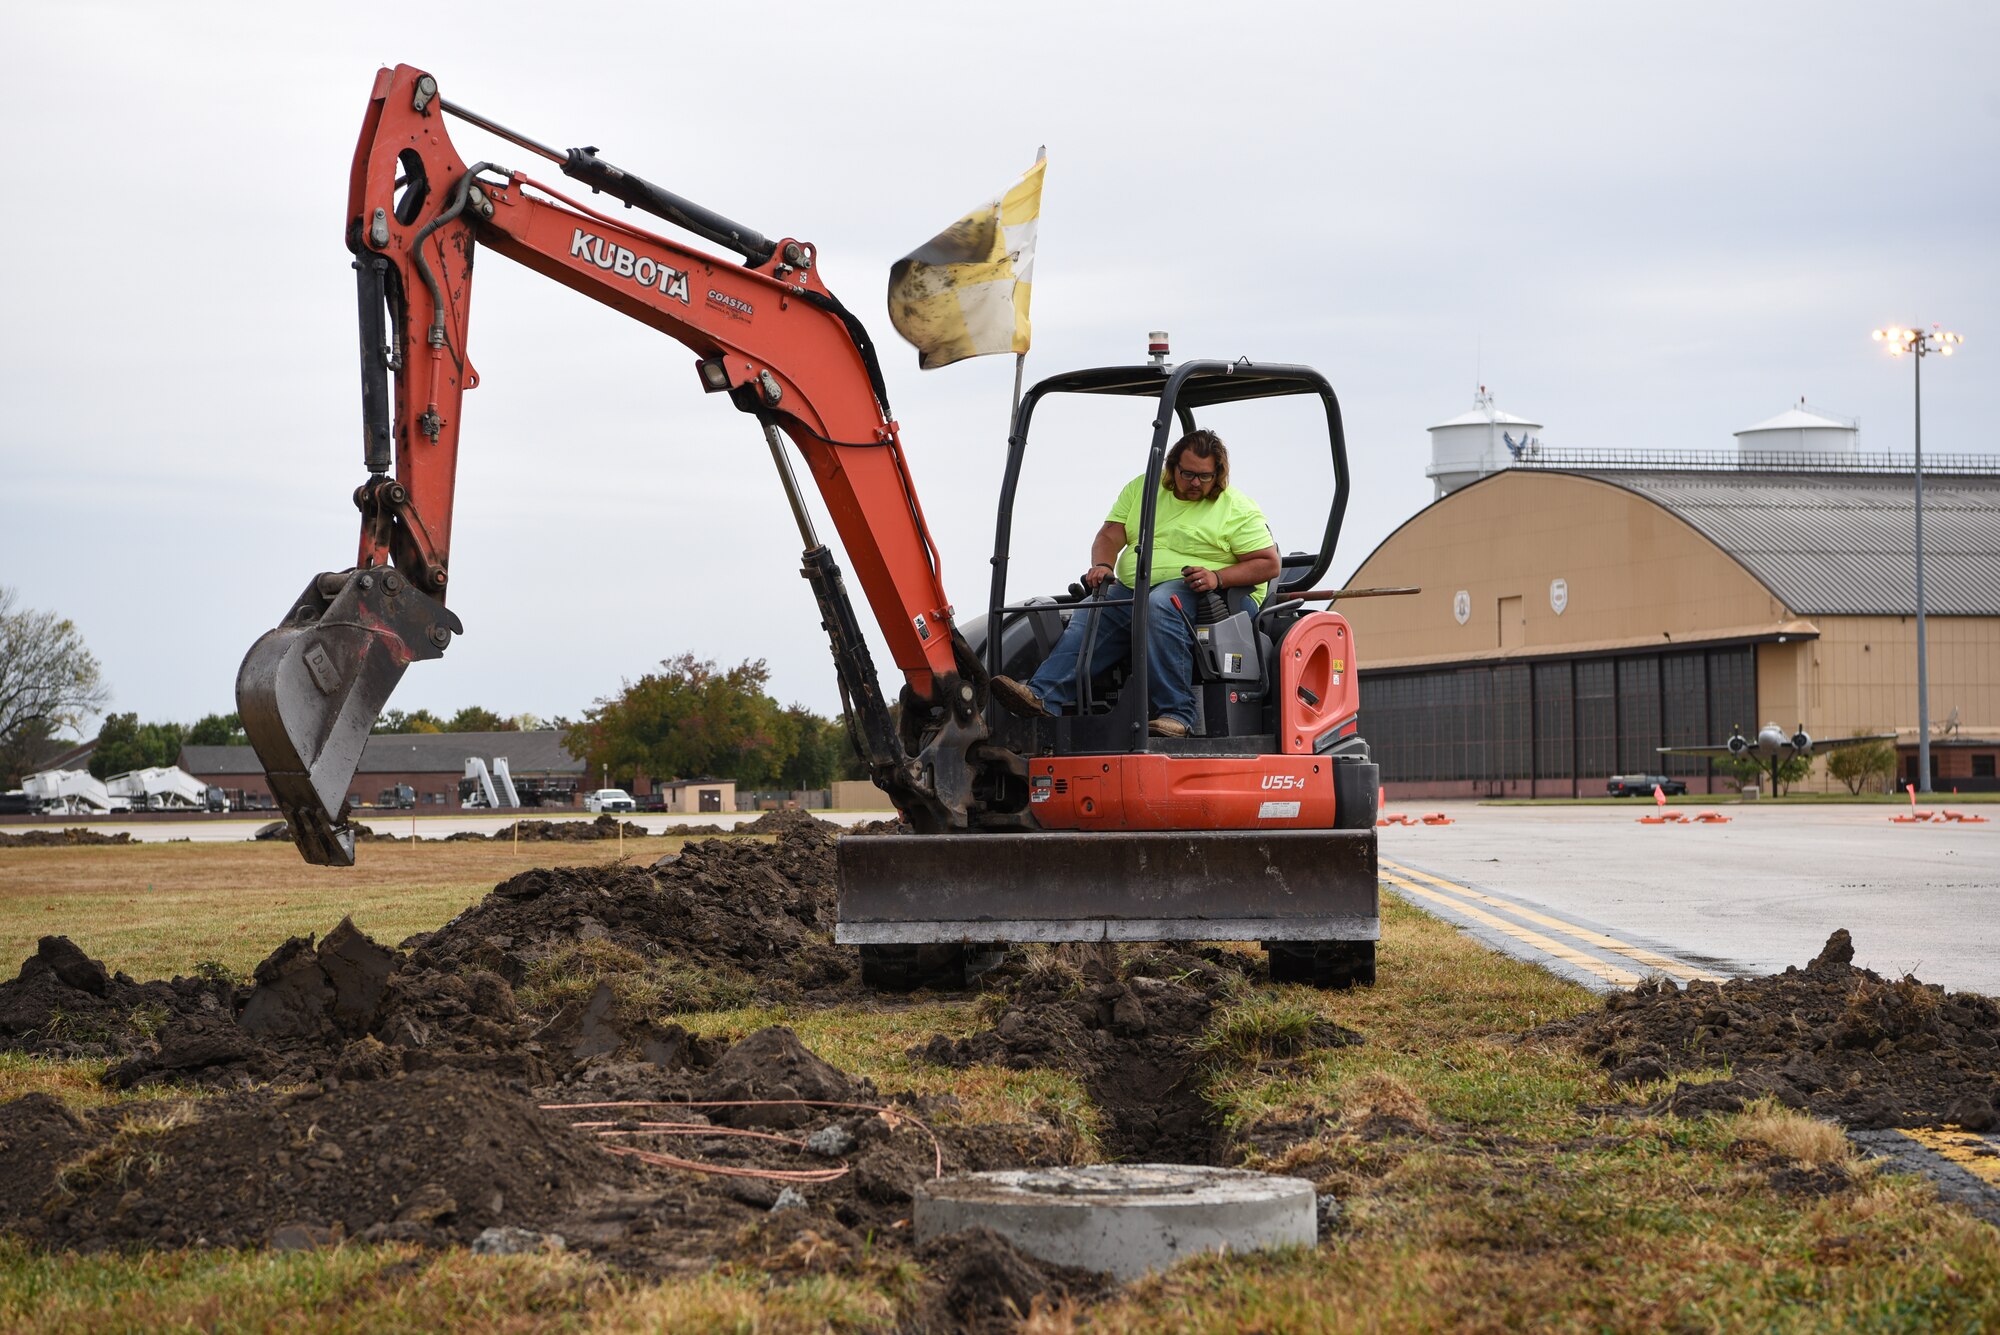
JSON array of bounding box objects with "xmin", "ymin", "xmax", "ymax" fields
[{"xmin": 1537, "ymin": 930, "xmax": 2000, "ymax": 1128}]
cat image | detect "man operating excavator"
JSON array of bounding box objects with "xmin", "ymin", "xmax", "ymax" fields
[{"xmin": 991, "ymin": 429, "xmax": 1280, "ymax": 737}]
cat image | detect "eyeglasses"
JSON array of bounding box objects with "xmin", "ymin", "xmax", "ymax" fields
[{"xmin": 1176, "ymin": 467, "xmax": 1217, "ymax": 485}]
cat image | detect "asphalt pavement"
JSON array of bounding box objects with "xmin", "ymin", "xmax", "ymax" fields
[{"xmin": 1379, "ymin": 800, "xmax": 2000, "ymax": 995}]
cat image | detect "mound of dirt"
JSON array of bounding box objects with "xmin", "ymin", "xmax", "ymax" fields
[
  {"xmin": 3, "ymin": 1014, "xmax": 1073, "ymax": 1283},
  {"xmin": 914, "ymin": 947, "xmax": 1258, "ymax": 1163},
  {"xmin": 3, "ymin": 820, "xmax": 860, "ymax": 1088},
  {"xmin": 0, "ymin": 923, "xmax": 544, "ymax": 1089},
  {"xmin": 847, "ymin": 816, "xmax": 913, "ymax": 836},
  {"xmin": 0, "ymin": 828, "xmax": 135, "ymax": 847},
  {"xmin": 27, "ymin": 1067, "xmax": 634, "ymax": 1252},
  {"xmin": 491, "ymin": 815, "xmax": 650, "ymax": 842},
  {"xmin": 1533, "ymin": 930, "xmax": 2000, "ymax": 1130},
  {"xmin": 736, "ymin": 808, "xmax": 841, "ymax": 837},
  {"xmin": 0, "ymin": 937, "xmax": 236, "ymax": 1062},
  {"xmin": 407, "ymin": 824, "xmax": 849, "ymax": 997}
]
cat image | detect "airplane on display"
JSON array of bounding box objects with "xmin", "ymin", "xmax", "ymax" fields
[{"xmin": 1658, "ymin": 722, "xmax": 1898, "ymax": 795}]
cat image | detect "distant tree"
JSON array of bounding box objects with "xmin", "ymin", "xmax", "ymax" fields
[
  {"xmin": 776, "ymin": 705, "xmax": 868, "ymax": 789},
  {"xmin": 0, "ymin": 717, "xmax": 61, "ymax": 787},
  {"xmin": 566, "ymin": 654, "xmax": 797, "ymax": 789},
  {"xmin": 185, "ymin": 712, "xmax": 246, "ymax": 747},
  {"xmin": 374, "ymin": 706, "xmax": 529, "ymax": 734},
  {"xmin": 0, "ymin": 585, "xmax": 109, "ymax": 771},
  {"xmin": 89, "ymin": 714, "xmax": 186, "ymax": 778},
  {"xmin": 374, "ymin": 708, "xmax": 446, "ymax": 734},
  {"xmin": 446, "ymin": 705, "xmax": 519, "ymax": 733},
  {"xmin": 1828, "ymin": 739, "xmax": 1898, "ymax": 796}
]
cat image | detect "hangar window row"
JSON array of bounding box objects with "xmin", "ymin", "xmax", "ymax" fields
[{"xmin": 1360, "ymin": 645, "xmax": 1756, "ymax": 792}]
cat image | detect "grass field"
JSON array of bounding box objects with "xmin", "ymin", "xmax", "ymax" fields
[{"xmin": 2, "ymin": 839, "xmax": 1996, "ymax": 1332}]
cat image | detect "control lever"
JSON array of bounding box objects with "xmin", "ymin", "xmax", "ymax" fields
[
  {"xmin": 1167, "ymin": 594, "xmax": 1202, "ymax": 640},
  {"xmin": 1181, "ymin": 567, "xmax": 1230, "ymax": 623}
]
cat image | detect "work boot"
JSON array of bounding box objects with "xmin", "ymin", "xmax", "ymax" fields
[
  {"xmin": 1148, "ymin": 717, "xmax": 1190, "ymax": 738},
  {"xmin": 990, "ymin": 676, "xmax": 1048, "ymax": 718}
]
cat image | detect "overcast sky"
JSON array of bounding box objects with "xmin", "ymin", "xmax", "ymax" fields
[{"xmin": 4, "ymin": 1, "xmax": 1995, "ymax": 738}]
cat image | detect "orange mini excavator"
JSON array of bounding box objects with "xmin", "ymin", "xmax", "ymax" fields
[{"xmin": 238, "ymin": 65, "xmax": 1382, "ymax": 989}]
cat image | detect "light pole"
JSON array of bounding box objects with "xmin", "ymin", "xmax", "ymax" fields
[{"xmin": 1872, "ymin": 324, "xmax": 1964, "ymax": 793}]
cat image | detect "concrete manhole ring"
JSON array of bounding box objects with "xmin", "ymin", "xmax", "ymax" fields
[
  {"xmin": 915, "ymin": 1163, "xmax": 1317, "ymax": 1280},
  {"xmin": 1010, "ymin": 1165, "xmax": 1215, "ymax": 1197}
]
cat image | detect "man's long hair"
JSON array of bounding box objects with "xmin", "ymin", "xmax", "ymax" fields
[{"xmin": 1162, "ymin": 429, "xmax": 1229, "ymax": 497}]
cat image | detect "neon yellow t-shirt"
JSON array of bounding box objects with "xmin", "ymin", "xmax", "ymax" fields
[{"xmin": 1107, "ymin": 474, "xmax": 1274, "ymax": 602}]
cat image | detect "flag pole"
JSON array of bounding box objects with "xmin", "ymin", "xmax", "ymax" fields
[{"xmin": 1010, "ymin": 353, "xmax": 1026, "ymax": 441}]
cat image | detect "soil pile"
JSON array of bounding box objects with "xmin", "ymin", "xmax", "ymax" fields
[
  {"xmin": 1, "ymin": 822, "xmax": 855, "ymax": 1087},
  {"xmin": 915, "ymin": 947, "xmax": 1257, "ymax": 1162},
  {"xmin": 2, "ymin": 1018, "xmax": 1072, "ymax": 1286},
  {"xmin": 1534, "ymin": 930, "xmax": 2000, "ymax": 1129},
  {"xmin": 0, "ymin": 925, "xmax": 540, "ymax": 1089},
  {"xmin": 23, "ymin": 1067, "xmax": 632, "ymax": 1252},
  {"xmin": 0, "ymin": 828, "xmax": 135, "ymax": 848},
  {"xmin": 736, "ymin": 809, "xmax": 842, "ymax": 837},
  {"xmin": 848, "ymin": 816, "xmax": 914, "ymax": 836},
  {"xmin": 407, "ymin": 824, "xmax": 848, "ymax": 996},
  {"xmin": 0, "ymin": 937, "xmax": 236, "ymax": 1062},
  {"xmin": 485, "ymin": 815, "xmax": 651, "ymax": 842}
]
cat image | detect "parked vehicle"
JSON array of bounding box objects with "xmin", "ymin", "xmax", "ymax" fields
[
  {"xmin": 378, "ymin": 783, "xmax": 415, "ymax": 809},
  {"xmin": 206, "ymin": 786, "xmax": 232, "ymax": 812},
  {"xmin": 1607, "ymin": 774, "xmax": 1687, "ymax": 797},
  {"xmin": 584, "ymin": 788, "xmax": 636, "ymax": 813}
]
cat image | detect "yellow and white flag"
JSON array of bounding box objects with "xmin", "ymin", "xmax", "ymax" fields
[{"xmin": 887, "ymin": 152, "xmax": 1045, "ymax": 370}]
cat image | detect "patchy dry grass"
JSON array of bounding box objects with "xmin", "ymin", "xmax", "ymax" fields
[
  {"xmin": 3, "ymin": 844, "xmax": 1999, "ymax": 1331},
  {"xmin": 51, "ymin": 1100, "xmax": 199, "ymax": 1198}
]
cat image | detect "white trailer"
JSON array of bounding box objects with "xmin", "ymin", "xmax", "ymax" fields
[
  {"xmin": 106, "ymin": 766, "xmax": 211, "ymax": 812},
  {"xmin": 23, "ymin": 769, "xmax": 128, "ymax": 814}
]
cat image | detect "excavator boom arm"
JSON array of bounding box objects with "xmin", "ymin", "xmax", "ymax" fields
[{"xmin": 239, "ymin": 64, "xmax": 979, "ymax": 864}]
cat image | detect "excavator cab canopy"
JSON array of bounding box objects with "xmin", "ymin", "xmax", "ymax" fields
[{"xmin": 978, "ymin": 359, "xmax": 1351, "ymax": 752}]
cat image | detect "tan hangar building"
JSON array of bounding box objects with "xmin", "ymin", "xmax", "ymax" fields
[{"xmin": 1340, "ymin": 398, "xmax": 2000, "ymax": 797}]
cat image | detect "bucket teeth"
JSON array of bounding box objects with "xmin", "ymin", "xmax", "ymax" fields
[{"xmin": 236, "ymin": 568, "xmax": 460, "ymax": 866}]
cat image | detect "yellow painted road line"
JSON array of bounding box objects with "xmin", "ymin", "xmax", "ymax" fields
[
  {"xmin": 1380, "ymin": 870, "xmax": 1643, "ymax": 988},
  {"xmin": 1897, "ymin": 1127, "xmax": 2000, "ymax": 1187},
  {"xmin": 1382, "ymin": 858, "xmax": 1731, "ymax": 984}
]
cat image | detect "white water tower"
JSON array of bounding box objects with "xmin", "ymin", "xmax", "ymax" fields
[
  {"xmin": 1733, "ymin": 400, "xmax": 1859, "ymax": 461},
  {"xmin": 1426, "ymin": 388, "xmax": 1544, "ymax": 498}
]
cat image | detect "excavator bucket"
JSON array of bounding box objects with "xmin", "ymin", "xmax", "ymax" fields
[
  {"xmin": 835, "ymin": 828, "xmax": 1378, "ymax": 944},
  {"xmin": 235, "ymin": 568, "xmax": 460, "ymax": 866}
]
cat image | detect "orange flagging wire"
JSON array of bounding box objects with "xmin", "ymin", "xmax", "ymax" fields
[{"xmin": 540, "ymin": 1098, "xmax": 945, "ymax": 1184}]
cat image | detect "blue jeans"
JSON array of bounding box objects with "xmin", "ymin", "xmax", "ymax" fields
[{"xmin": 1025, "ymin": 579, "xmax": 1254, "ymax": 728}]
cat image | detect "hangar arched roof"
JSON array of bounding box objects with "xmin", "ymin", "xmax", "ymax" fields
[{"xmin": 1554, "ymin": 470, "xmax": 2000, "ymax": 617}]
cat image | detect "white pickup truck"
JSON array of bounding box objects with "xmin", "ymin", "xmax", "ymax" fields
[{"xmin": 584, "ymin": 788, "xmax": 636, "ymax": 813}]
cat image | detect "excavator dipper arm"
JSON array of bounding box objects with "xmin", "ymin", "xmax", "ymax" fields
[{"xmin": 238, "ymin": 65, "xmax": 980, "ymax": 863}]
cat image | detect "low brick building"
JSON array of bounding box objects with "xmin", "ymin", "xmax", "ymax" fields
[{"xmin": 182, "ymin": 729, "xmax": 588, "ymax": 811}]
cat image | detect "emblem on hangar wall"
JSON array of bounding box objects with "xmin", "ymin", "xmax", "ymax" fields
[
  {"xmin": 1550, "ymin": 578, "xmax": 1568, "ymax": 615},
  {"xmin": 1453, "ymin": 590, "xmax": 1471, "ymax": 625}
]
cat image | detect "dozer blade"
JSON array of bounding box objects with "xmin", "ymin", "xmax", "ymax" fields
[
  {"xmin": 835, "ymin": 828, "xmax": 1378, "ymax": 944},
  {"xmin": 235, "ymin": 568, "xmax": 460, "ymax": 866}
]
